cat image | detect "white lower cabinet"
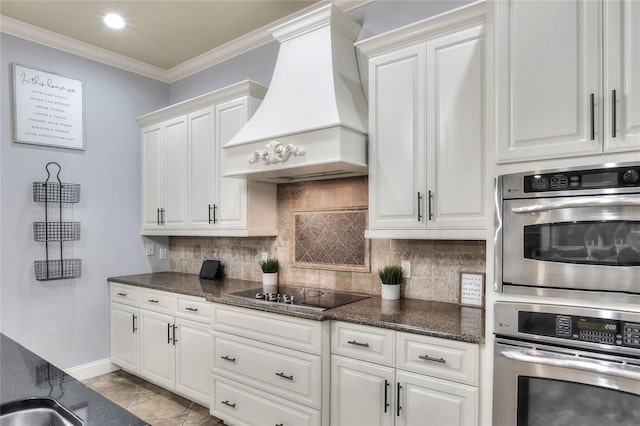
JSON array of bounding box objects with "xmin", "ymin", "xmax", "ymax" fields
[
  {"xmin": 211, "ymin": 304, "xmax": 330, "ymax": 426},
  {"xmin": 175, "ymin": 318, "xmax": 211, "ymax": 405},
  {"xmin": 213, "ymin": 376, "xmax": 321, "ymax": 426},
  {"xmin": 109, "ymin": 283, "xmax": 212, "ymax": 407},
  {"xmin": 110, "ymin": 302, "xmax": 140, "ymax": 373},
  {"xmin": 330, "ymin": 322, "xmax": 479, "ymax": 426},
  {"xmin": 139, "ymin": 309, "xmax": 176, "ymax": 390},
  {"xmin": 331, "ymin": 355, "xmax": 395, "ymax": 426},
  {"xmin": 396, "ymin": 370, "xmax": 477, "ymax": 426}
]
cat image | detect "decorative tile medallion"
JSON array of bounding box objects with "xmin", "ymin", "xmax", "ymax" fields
[{"xmin": 293, "ymin": 208, "xmax": 370, "ymax": 272}]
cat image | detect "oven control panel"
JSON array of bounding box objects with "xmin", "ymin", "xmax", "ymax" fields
[
  {"xmin": 523, "ymin": 165, "xmax": 640, "ymax": 193},
  {"xmin": 518, "ymin": 311, "xmax": 640, "ymax": 349}
]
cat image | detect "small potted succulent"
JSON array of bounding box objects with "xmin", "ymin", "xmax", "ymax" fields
[
  {"xmin": 378, "ymin": 264, "xmax": 404, "ymax": 300},
  {"xmin": 259, "ymin": 257, "xmax": 279, "ymax": 292}
]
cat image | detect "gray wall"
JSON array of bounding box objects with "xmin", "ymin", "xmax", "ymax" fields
[
  {"xmin": 0, "ymin": 34, "xmax": 170, "ymax": 368},
  {"xmin": 0, "ymin": 0, "xmax": 473, "ymax": 369}
]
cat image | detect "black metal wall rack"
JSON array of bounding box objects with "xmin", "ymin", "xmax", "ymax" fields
[{"xmin": 33, "ymin": 162, "xmax": 81, "ymax": 281}]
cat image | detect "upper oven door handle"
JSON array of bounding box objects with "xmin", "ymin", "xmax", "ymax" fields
[
  {"xmin": 500, "ymin": 348, "xmax": 640, "ymax": 381},
  {"xmin": 511, "ymin": 196, "xmax": 640, "ymax": 214}
]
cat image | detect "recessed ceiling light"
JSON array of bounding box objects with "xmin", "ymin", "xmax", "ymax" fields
[{"xmin": 103, "ymin": 13, "xmax": 125, "ymax": 30}]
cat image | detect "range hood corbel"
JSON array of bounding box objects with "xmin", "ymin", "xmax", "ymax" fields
[{"xmin": 222, "ymin": 3, "xmax": 368, "ymax": 183}]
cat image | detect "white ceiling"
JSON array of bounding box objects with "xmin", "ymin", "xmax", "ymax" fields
[{"xmin": 0, "ymin": 0, "xmax": 322, "ymax": 72}]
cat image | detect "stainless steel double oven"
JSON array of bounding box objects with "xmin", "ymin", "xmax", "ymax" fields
[
  {"xmin": 493, "ymin": 162, "xmax": 640, "ymax": 425},
  {"xmin": 495, "ymin": 162, "xmax": 640, "ymax": 303},
  {"xmin": 493, "ymin": 302, "xmax": 640, "ymax": 425}
]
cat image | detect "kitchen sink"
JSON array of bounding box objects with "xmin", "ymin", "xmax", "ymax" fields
[{"xmin": 0, "ymin": 397, "xmax": 84, "ymax": 426}]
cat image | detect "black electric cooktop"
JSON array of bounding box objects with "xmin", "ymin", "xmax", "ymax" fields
[{"xmin": 225, "ymin": 286, "xmax": 369, "ymax": 311}]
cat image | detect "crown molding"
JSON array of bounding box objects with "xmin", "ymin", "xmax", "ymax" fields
[
  {"xmin": 0, "ymin": 0, "xmax": 377, "ymax": 84},
  {"xmin": 0, "ymin": 15, "xmax": 169, "ymax": 82}
]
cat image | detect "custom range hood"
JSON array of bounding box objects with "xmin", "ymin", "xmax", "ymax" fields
[{"xmin": 222, "ymin": 3, "xmax": 368, "ymax": 183}]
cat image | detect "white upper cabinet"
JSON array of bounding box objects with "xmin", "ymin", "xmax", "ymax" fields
[
  {"xmin": 357, "ymin": 2, "xmax": 487, "ymax": 240},
  {"xmin": 604, "ymin": 0, "xmax": 640, "ymax": 152},
  {"xmin": 187, "ymin": 106, "xmax": 216, "ymax": 229},
  {"xmin": 138, "ymin": 81, "xmax": 277, "ymax": 237},
  {"xmin": 368, "ymin": 44, "xmax": 427, "ymax": 231},
  {"xmin": 215, "ymin": 98, "xmax": 249, "ymax": 229},
  {"xmin": 426, "ymin": 25, "xmax": 486, "ymax": 231},
  {"xmin": 495, "ymin": 0, "xmax": 640, "ymax": 163},
  {"xmin": 164, "ymin": 116, "xmax": 189, "ymax": 229}
]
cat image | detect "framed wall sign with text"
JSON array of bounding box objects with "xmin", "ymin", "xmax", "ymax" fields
[
  {"xmin": 11, "ymin": 63, "xmax": 85, "ymax": 150},
  {"xmin": 459, "ymin": 272, "xmax": 485, "ymax": 308}
]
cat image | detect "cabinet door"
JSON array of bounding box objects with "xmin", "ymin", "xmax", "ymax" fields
[
  {"xmin": 187, "ymin": 107, "xmax": 216, "ymax": 229},
  {"xmin": 496, "ymin": 0, "xmax": 601, "ymax": 162},
  {"xmin": 141, "ymin": 125, "xmax": 163, "ymax": 230},
  {"xmin": 331, "ymin": 355, "xmax": 394, "ymax": 426},
  {"xmin": 110, "ymin": 303, "xmax": 139, "ymax": 373},
  {"xmin": 215, "ymin": 98, "xmax": 248, "ymax": 229},
  {"xmin": 396, "ymin": 370, "xmax": 477, "ymax": 426},
  {"xmin": 604, "ymin": 0, "xmax": 640, "ymax": 152},
  {"xmin": 368, "ymin": 43, "xmax": 427, "ymax": 230},
  {"xmin": 426, "ymin": 25, "xmax": 486, "ymax": 230},
  {"xmin": 175, "ymin": 318, "xmax": 211, "ymax": 407},
  {"xmin": 163, "ymin": 116, "xmax": 188, "ymax": 228},
  {"xmin": 139, "ymin": 309, "xmax": 175, "ymax": 389}
]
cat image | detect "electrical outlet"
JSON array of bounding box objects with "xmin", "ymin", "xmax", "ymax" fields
[
  {"xmin": 401, "ymin": 260, "xmax": 411, "ymax": 278},
  {"xmin": 145, "ymin": 243, "xmax": 154, "ymax": 256},
  {"xmin": 159, "ymin": 247, "xmax": 167, "ymax": 260},
  {"xmin": 261, "ymin": 251, "xmax": 268, "ymax": 261}
]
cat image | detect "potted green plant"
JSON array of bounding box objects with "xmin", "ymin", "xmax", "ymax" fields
[
  {"xmin": 378, "ymin": 264, "xmax": 404, "ymax": 300},
  {"xmin": 259, "ymin": 257, "xmax": 279, "ymax": 291}
]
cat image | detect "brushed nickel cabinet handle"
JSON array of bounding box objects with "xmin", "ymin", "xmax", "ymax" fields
[
  {"xmin": 418, "ymin": 354, "xmax": 446, "ymax": 363},
  {"xmin": 590, "ymin": 93, "xmax": 595, "ymax": 140},
  {"xmin": 612, "ymin": 89, "xmax": 617, "ymax": 138},
  {"xmin": 347, "ymin": 340, "xmax": 370, "ymax": 348},
  {"xmin": 384, "ymin": 379, "xmax": 390, "ymax": 413},
  {"xmin": 221, "ymin": 400, "xmax": 236, "ymax": 409},
  {"xmin": 275, "ymin": 372, "xmax": 294, "ymax": 381},
  {"xmin": 220, "ymin": 355, "xmax": 236, "ymax": 362},
  {"xmin": 185, "ymin": 307, "xmax": 199, "ymax": 312}
]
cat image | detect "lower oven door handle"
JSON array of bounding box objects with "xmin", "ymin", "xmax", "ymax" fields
[
  {"xmin": 500, "ymin": 349, "xmax": 640, "ymax": 381},
  {"xmin": 511, "ymin": 197, "xmax": 640, "ymax": 214}
]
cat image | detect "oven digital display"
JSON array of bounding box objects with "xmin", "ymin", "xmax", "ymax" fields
[
  {"xmin": 577, "ymin": 320, "xmax": 617, "ymax": 333},
  {"xmin": 581, "ymin": 172, "xmax": 618, "ymax": 188}
]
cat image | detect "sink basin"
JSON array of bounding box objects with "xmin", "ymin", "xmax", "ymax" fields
[{"xmin": 0, "ymin": 398, "xmax": 84, "ymax": 426}]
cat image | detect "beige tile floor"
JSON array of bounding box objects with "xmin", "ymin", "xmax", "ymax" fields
[{"xmin": 83, "ymin": 370, "xmax": 223, "ymax": 426}]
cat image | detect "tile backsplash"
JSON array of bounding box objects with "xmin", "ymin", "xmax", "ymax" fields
[{"xmin": 169, "ymin": 177, "xmax": 486, "ymax": 304}]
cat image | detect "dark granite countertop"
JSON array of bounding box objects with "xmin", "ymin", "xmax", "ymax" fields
[
  {"xmin": 0, "ymin": 333, "xmax": 148, "ymax": 425},
  {"xmin": 108, "ymin": 272, "xmax": 484, "ymax": 344}
]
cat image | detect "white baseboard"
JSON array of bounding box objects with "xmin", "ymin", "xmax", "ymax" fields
[{"xmin": 65, "ymin": 358, "xmax": 119, "ymax": 381}]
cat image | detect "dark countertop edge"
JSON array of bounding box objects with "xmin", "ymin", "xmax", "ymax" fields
[
  {"xmin": 108, "ymin": 273, "xmax": 485, "ymax": 345},
  {"xmin": 0, "ymin": 333, "xmax": 149, "ymax": 426}
]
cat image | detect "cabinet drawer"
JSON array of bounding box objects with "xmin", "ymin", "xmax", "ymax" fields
[
  {"xmin": 176, "ymin": 295, "xmax": 210, "ymax": 323},
  {"xmin": 213, "ymin": 332, "xmax": 322, "ymax": 409},
  {"xmin": 396, "ymin": 332, "xmax": 478, "ymax": 386},
  {"xmin": 212, "ymin": 376, "xmax": 320, "ymax": 426},
  {"xmin": 331, "ymin": 321, "xmax": 395, "ymax": 366},
  {"xmin": 110, "ymin": 283, "xmax": 140, "ymax": 307},
  {"xmin": 140, "ymin": 288, "xmax": 175, "ymax": 315},
  {"xmin": 212, "ymin": 304, "xmax": 323, "ymax": 354}
]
